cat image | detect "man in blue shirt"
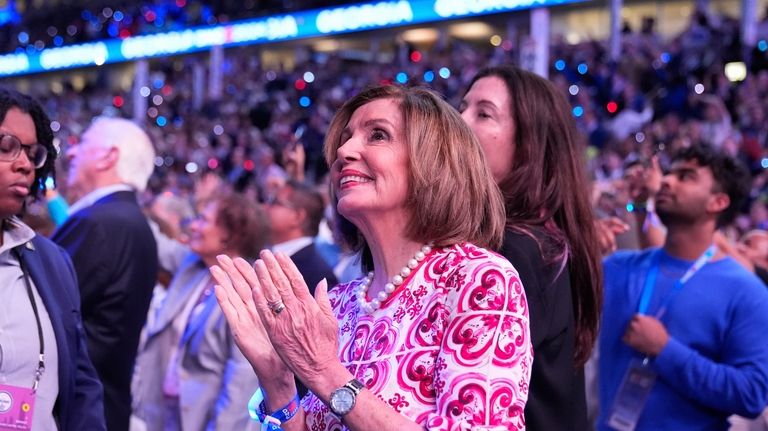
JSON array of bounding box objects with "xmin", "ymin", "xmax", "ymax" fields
[{"xmin": 598, "ymin": 144, "xmax": 768, "ymax": 430}]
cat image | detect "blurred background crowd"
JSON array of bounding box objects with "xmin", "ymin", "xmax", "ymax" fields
[
  {"xmin": 0, "ymin": 0, "xmax": 361, "ymax": 53},
  {"xmin": 4, "ymin": 1, "xmax": 768, "ymax": 251}
]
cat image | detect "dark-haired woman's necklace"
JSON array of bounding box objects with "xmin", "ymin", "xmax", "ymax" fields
[{"xmin": 355, "ymin": 244, "xmax": 433, "ymax": 314}]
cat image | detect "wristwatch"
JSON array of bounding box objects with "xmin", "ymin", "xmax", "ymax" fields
[{"xmin": 329, "ymin": 378, "xmax": 365, "ymax": 417}]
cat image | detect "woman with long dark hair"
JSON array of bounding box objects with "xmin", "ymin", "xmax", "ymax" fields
[{"xmin": 461, "ymin": 65, "xmax": 603, "ymax": 430}]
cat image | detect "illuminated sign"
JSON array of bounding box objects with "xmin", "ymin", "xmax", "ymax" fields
[
  {"xmin": 316, "ymin": 1, "xmax": 414, "ymax": 34},
  {"xmin": 0, "ymin": 0, "xmax": 587, "ymax": 77},
  {"xmin": 121, "ymin": 30, "xmax": 205, "ymax": 59},
  {"xmin": 0, "ymin": 52, "xmax": 27, "ymax": 75},
  {"xmin": 230, "ymin": 16, "xmax": 299, "ymax": 43},
  {"xmin": 434, "ymin": 0, "xmax": 582, "ymax": 18},
  {"xmin": 39, "ymin": 42, "xmax": 109, "ymax": 69}
]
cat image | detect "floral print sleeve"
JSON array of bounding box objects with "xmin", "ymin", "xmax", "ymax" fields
[
  {"xmin": 425, "ymin": 245, "xmax": 531, "ymax": 430},
  {"xmin": 302, "ymin": 243, "xmax": 532, "ymax": 431}
]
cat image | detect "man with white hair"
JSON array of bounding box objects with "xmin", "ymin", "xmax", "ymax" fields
[{"xmin": 52, "ymin": 117, "xmax": 158, "ymax": 431}]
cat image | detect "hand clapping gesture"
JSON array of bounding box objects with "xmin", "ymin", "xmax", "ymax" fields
[{"xmin": 210, "ymin": 250, "xmax": 340, "ymax": 391}]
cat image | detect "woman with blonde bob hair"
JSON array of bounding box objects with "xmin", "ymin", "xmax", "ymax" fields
[{"xmin": 211, "ymin": 85, "xmax": 532, "ymax": 430}]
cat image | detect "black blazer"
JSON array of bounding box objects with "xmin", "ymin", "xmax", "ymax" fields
[
  {"xmin": 16, "ymin": 235, "xmax": 106, "ymax": 430},
  {"xmin": 500, "ymin": 230, "xmax": 588, "ymax": 431},
  {"xmin": 52, "ymin": 190, "xmax": 158, "ymax": 431},
  {"xmin": 291, "ymin": 242, "xmax": 338, "ymax": 294}
]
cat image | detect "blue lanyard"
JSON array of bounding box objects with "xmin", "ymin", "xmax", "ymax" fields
[
  {"xmin": 637, "ymin": 245, "xmax": 717, "ymax": 318},
  {"xmin": 180, "ymin": 288, "xmax": 217, "ymax": 347}
]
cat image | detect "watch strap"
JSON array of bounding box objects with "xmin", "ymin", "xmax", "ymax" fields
[{"xmin": 344, "ymin": 378, "xmax": 364, "ymax": 395}]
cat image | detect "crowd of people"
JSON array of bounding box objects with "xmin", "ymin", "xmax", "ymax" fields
[
  {"xmin": 17, "ymin": 7, "xmax": 768, "ymax": 240},
  {"xmin": 0, "ymin": 3, "xmax": 767, "ymax": 431},
  {"xmin": 0, "ymin": 0, "xmax": 360, "ymax": 54}
]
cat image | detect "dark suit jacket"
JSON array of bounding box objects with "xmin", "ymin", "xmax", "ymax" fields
[
  {"xmin": 52, "ymin": 190, "xmax": 158, "ymax": 431},
  {"xmin": 291, "ymin": 243, "xmax": 338, "ymax": 294},
  {"xmin": 500, "ymin": 230, "xmax": 588, "ymax": 431},
  {"xmin": 16, "ymin": 235, "xmax": 106, "ymax": 430}
]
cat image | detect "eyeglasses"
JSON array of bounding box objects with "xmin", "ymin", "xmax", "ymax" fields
[
  {"xmin": 263, "ymin": 194, "xmax": 296, "ymax": 209},
  {"xmin": 0, "ymin": 134, "xmax": 48, "ymax": 169}
]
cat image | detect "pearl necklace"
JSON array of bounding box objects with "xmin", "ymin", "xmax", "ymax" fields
[{"xmin": 355, "ymin": 244, "xmax": 433, "ymax": 314}]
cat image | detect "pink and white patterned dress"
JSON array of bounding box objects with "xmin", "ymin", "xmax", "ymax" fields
[{"xmin": 302, "ymin": 243, "xmax": 532, "ymax": 430}]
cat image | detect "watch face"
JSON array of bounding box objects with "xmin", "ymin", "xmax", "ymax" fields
[{"xmin": 330, "ymin": 387, "xmax": 355, "ymax": 415}]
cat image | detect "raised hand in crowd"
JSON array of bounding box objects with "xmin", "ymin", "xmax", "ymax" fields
[
  {"xmin": 625, "ymin": 155, "xmax": 666, "ymax": 249},
  {"xmin": 282, "ymin": 140, "xmax": 306, "ymax": 183},
  {"xmin": 595, "ymin": 216, "xmax": 630, "ymax": 255},
  {"xmin": 626, "ymin": 154, "xmax": 663, "ymax": 205}
]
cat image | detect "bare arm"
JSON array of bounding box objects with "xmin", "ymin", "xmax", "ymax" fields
[
  {"xmin": 627, "ymin": 155, "xmax": 666, "ymax": 249},
  {"xmin": 632, "ymin": 208, "xmax": 666, "ymax": 249}
]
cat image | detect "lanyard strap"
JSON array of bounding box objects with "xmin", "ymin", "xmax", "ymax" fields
[
  {"xmin": 638, "ymin": 245, "xmax": 717, "ymax": 318},
  {"xmin": 12, "ymin": 247, "xmax": 45, "ymax": 392},
  {"xmin": 179, "ymin": 283, "xmax": 216, "ymax": 347}
]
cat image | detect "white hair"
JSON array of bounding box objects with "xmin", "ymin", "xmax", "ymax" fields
[{"xmin": 89, "ymin": 117, "xmax": 156, "ymax": 192}]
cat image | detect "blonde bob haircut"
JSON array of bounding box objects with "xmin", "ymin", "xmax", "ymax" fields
[{"xmin": 324, "ymin": 85, "xmax": 505, "ymax": 270}]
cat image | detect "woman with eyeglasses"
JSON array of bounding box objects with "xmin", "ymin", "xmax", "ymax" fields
[
  {"xmin": 132, "ymin": 192, "xmax": 271, "ymax": 431},
  {"xmin": 0, "ymin": 87, "xmax": 106, "ymax": 430}
]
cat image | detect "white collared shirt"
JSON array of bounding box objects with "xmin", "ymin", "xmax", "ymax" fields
[
  {"xmin": 0, "ymin": 217, "xmax": 59, "ymax": 431},
  {"xmin": 272, "ymin": 236, "xmax": 314, "ymax": 257},
  {"xmin": 67, "ymin": 184, "xmax": 134, "ymax": 216}
]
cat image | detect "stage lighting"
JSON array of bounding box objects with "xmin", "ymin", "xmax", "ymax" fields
[{"xmin": 724, "ymin": 62, "xmax": 747, "ymax": 82}]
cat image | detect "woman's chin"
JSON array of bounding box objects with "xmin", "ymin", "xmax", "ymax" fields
[
  {"xmin": 0, "ymin": 197, "xmax": 23, "ymax": 218},
  {"xmin": 189, "ymin": 243, "xmax": 207, "ymax": 257},
  {"xmin": 336, "ymin": 197, "xmax": 364, "ymax": 218}
]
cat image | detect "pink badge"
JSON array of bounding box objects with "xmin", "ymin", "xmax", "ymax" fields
[{"xmin": 0, "ymin": 384, "xmax": 36, "ymax": 431}]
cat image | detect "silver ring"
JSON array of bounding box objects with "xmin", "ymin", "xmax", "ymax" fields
[{"xmin": 268, "ymin": 300, "xmax": 286, "ymax": 315}]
